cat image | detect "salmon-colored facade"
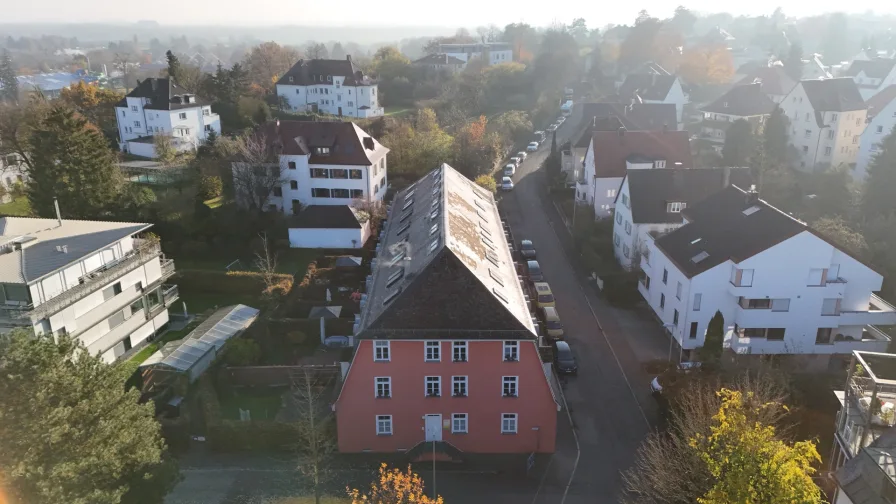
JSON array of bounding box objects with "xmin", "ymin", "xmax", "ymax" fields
[{"xmin": 335, "ymin": 339, "xmax": 557, "ymax": 454}]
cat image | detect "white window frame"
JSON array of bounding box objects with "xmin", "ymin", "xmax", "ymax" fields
[
  {"xmin": 178, "ymin": 112, "xmax": 187, "ymax": 120},
  {"xmin": 374, "ymin": 340, "xmax": 390, "ymax": 361},
  {"xmin": 502, "ymin": 376, "xmax": 519, "ymax": 397},
  {"xmin": 503, "ymin": 341, "xmax": 519, "ymax": 362},
  {"xmin": 676, "ymin": 281, "xmax": 682, "ymax": 300},
  {"xmin": 425, "ymin": 376, "xmax": 441, "ymax": 397},
  {"xmin": 425, "ymin": 341, "xmax": 441, "ymax": 361},
  {"xmin": 376, "ymin": 415, "xmax": 392, "ymax": 435},
  {"xmin": 452, "ymin": 413, "xmax": 468, "ymax": 433},
  {"xmin": 375, "ymin": 377, "xmax": 391, "ymax": 398},
  {"xmin": 452, "ymin": 376, "xmax": 468, "ymax": 397},
  {"xmin": 693, "ymin": 293, "xmax": 702, "ymax": 311},
  {"xmin": 452, "ymin": 341, "xmax": 468, "ymax": 362},
  {"xmin": 501, "ymin": 413, "xmax": 518, "ymax": 434},
  {"xmin": 666, "ymin": 202, "xmax": 685, "ymax": 213}
]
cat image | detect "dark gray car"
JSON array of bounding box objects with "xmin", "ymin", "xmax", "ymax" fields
[
  {"xmin": 519, "ymin": 239, "xmax": 536, "ymax": 260},
  {"xmin": 526, "ymin": 260, "xmax": 544, "ymax": 282},
  {"xmin": 554, "ymin": 341, "xmax": 577, "ymax": 375}
]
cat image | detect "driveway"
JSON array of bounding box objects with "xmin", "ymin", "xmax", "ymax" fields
[{"xmin": 498, "ymin": 107, "xmax": 670, "ymax": 503}]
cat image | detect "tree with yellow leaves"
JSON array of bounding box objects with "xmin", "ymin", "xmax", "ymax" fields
[
  {"xmin": 689, "ymin": 389, "xmax": 823, "ymax": 504},
  {"xmin": 677, "ymin": 43, "xmax": 734, "ymax": 86},
  {"xmin": 58, "ymin": 81, "xmax": 124, "ymax": 136},
  {"xmin": 348, "ymin": 464, "xmax": 443, "ymax": 504}
]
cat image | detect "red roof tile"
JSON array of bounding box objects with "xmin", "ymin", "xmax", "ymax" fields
[{"xmin": 591, "ymin": 129, "xmax": 693, "ymax": 178}]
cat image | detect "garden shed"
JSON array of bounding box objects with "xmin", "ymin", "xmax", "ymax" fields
[
  {"xmin": 140, "ymin": 304, "xmax": 260, "ymax": 384},
  {"xmin": 287, "ymin": 205, "xmax": 371, "ymax": 249}
]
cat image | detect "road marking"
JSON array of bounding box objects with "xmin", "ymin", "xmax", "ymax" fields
[{"xmin": 556, "ymin": 373, "xmax": 581, "ymax": 504}]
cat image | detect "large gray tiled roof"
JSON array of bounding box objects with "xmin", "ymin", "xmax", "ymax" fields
[
  {"xmin": 625, "ymin": 168, "xmax": 752, "ymax": 224},
  {"xmin": 0, "ymin": 217, "xmax": 150, "ymax": 284}
]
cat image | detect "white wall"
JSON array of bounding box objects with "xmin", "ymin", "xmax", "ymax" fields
[
  {"xmin": 265, "ymin": 154, "xmax": 386, "ymax": 215},
  {"xmin": 612, "ymin": 179, "xmax": 681, "ymax": 269},
  {"xmin": 117, "ymin": 99, "xmax": 220, "ymax": 157},
  {"xmin": 855, "ymin": 99, "xmax": 896, "ymax": 181},
  {"xmin": 288, "ymin": 224, "xmax": 369, "ymax": 249},
  {"xmin": 276, "ymin": 78, "xmax": 384, "ymax": 118},
  {"xmin": 127, "ymin": 141, "xmax": 156, "ymax": 158}
]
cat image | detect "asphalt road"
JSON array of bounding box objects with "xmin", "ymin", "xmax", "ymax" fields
[{"xmin": 499, "ymin": 106, "xmax": 663, "ymax": 503}]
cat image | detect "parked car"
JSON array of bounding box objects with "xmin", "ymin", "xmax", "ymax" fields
[
  {"xmin": 541, "ymin": 306, "xmax": 564, "ymax": 339},
  {"xmin": 519, "ymin": 239, "xmax": 536, "ymax": 259},
  {"xmin": 526, "ymin": 141, "xmax": 539, "ymax": 152},
  {"xmin": 533, "ymin": 130, "xmax": 546, "ymax": 143},
  {"xmin": 525, "ymin": 260, "xmax": 544, "ymax": 282},
  {"xmin": 516, "ymin": 151, "xmax": 528, "ymax": 160},
  {"xmin": 557, "ymin": 116, "xmax": 566, "ymax": 125},
  {"xmin": 533, "ymin": 282, "xmax": 555, "ymax": 308},
  {"xmin": 554, "ymin": 341, "xmax": 577, "ymax": 375},
  {"xmin": 501, "ymin": 177, "xmax": 514, "ymax": 191},
  {"xmin": 546, "ymin": 123, "xmax": 558, "ymax": 132},
  {"xmin": 510, "ymin": 156, "xmax": 522, "ymax": 167},
  {"xmin": 504, "ymin": 164, "xmax": 516, "ymax": 176}
]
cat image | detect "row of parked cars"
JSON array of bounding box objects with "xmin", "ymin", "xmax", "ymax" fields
[{"xmin": 501, "ymin": 150, "xmax": 528, "ymax": 191}]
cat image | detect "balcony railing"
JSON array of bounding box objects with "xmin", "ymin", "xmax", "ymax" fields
[{"xmin": 29, "ymin": 240, "xmax": 163, "ymax": 321}]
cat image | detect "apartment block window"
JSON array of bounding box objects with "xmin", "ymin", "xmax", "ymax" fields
[
  {"xmin": 815, "ymin": 328, "xmax": 833, "ymax": 345},
  {"xmin": 289, "ymin": 180, "xmax": 298, "ymax": 190},
  {"xmin": 676, "ymin": 281, "xmax": 682, "ymax": 300},
  {"xmin": 767, "ymin": 328, "xmax": 785, "ymax": 341},
  {"xmin": 853, "ymin": 135, "xmax": 859, "ymax": 144},
  {"xmin": 655, "ymin": 160, "xmax": 666, "ymax": 168},
  {"xmin": 102, "ymin": 282, "xmax": 123, "ymax": 301},
  {"xmin": 740, "ymin": 298, "xmax": 771, "ymax": 309},
  {"xmin": 805, "ymin": 129, "xmax": 811, "ymax": 138},
  {"xmin": 503, "ymin": 341, "xmax": 519, "ymax": 361},
  {"xmin": 310, "ymin": 168, "xmax": 329, "ymax": 179},
  {"xmin": 730, "ymin": 268, "xmax": 754, "ymax": 287},
  {"xmin": 607, "ymin": 188, "xmax": 617, "ymax": 198},
  {"xmin": 311, "ymin": 188, "xmax": 331, "ymax": 198},
  {"xmin": 660, "ymin": 293, "xmax": 666, "ymax": 309},
  {"xmin": 831, "ymin": 113, "xmax": 838, "ymax": 121},
  {"xmin": 453, "ymin": 341, "xmax": 468, "ymax": 362},
  {"xmin": 375, "ymin": 377, "xmax": 391, "ymax": 398},
  {"xmin": 693, "ymin": 293, "xmax": 702, "ymax": 311},
  {"xmin": 771, "ymin": 298, "xmax": 790, "ymax": 312},
  {"xmin": 108, "ymin": 309, "xmax": 126, "ymax": 329},
  {"xmin": 614, "ymin": 233, "xmax": 621, "ymax": 246},
  {"xmin": 828, "ymin": 130, "xmax": 835, "ymax": 140},
  {"xmin": 331, "ymin": 168, "xmax": 348, "ymax": 179},
  {"xmin": 288, "ymin": 161, "xmax": 297, "ymax": 170},
  {"xmin": 625, "ymin": 221, "xmax": 632, "ymax": 235},
  {"xmin": 425, "ymin": 341, "xmax": 441, "ymax": 361},
  {"xmin": 857, "ymin": 118, "xmax": 862, "ymax": 126},
  {"xmin": 452, "ymin": 413, "xmax": 468, "ymax": 433},
  {"xmin": 689, "ymin": 322, "xmax": 698, "ymax": 339},
  {"xmin": 376, "ymin": 415, "xmax": 392, "ymax": 435},
  {"xmin": 824, "ymin": 147, "xmax": 832, "ymax": 156},
  {"xmin": 374, "ymin": 340, "xmax": 390, "ymax": 361},
  {"xmin": 623, "ymin": 244, "xmax": 630, "ymax": 258},
  {"xmin": 349, "ymin": 169, "xmax": 363, "ymax": 179},
  {"xmin": 179, "ymin": 112, "xmax": 187, "ymax": 120},
  {"xmin": 331, "ymin": 188, "xmax": 350, "ymax": 199},
  {"xmin": 803, "ymin": 145, "xmax": 809, "ymax": 153},
  {"xmin": 673, "ymin": 309, "xmax": 679, "ymax": 326},
  {"xmin": 808, "ymin": 268, "xmax": 828, "ymax": 286},
  {"xmin": 453, "ymin": 376, "xmax": 468, "ymax": 397},
  {"xmin": 805, "ymin": 113, "xmax": 811, "ymax": 122},
  {"xmin": 662, "ymin": 269, "xmax": 668, "ymax": 284},
  {"xmin": 502, "ymin": 376, "xmax": 519, "ymax": 397},
  {"xmin": 622, "ymin": 194, "xmax": 629, "ymax": 207},
  {"xmin": 350, "ymin": 189, "xmax": 364, "ymax": 198},
  {"xmin": 130, "ymin": 105, "xmax": 138, "ymax": 112},
  {"xmin": 878, "ymin": 125, "xmax": 885, "ymax": 134},
  {"xmin": 425, "ymin": 376, "xmax": 441, "ymax": 397},
  {"xmin": 616, "ymin": 212, "xmax": 622, "ymax": 224},
  {"xmin": 501, "ymin": 413, "xmax": 518, "ymax": 434},
  {"xmin": 134, "ymin": 121, "xmax": 141, "ymax": 127},
  {"xmin": 822, "ymin": 298, "xmax": 842, "ymax": 316},
  {"xmin": 273, "ymin": 187, "xmax": 282, "ymax": 197}
]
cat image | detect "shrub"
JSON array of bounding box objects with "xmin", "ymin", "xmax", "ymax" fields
[
  {"xmin": 474, "ymin": 174, "xmax": 497, "ymax": 193},
  {"xmin": 198, "ymin": 175, "xmax": 223, "ymax": 200},
  {"xmin": 221, "ymin": 337, "xmax": 262, "ymax": 367},
  {"xmin": 175, "ymin": 269, "xmax": 294, "ymax": 297}
]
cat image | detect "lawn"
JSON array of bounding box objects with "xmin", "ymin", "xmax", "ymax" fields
[
  {"xmin": 384, "ymin": 106, "xmax": 414, "ymax": 117},
  {"xmin": 219, "ymin": 387, "xmax": 285, "ymax": 421},
  {"xmin": 0, "ymin": 196, "xmax": 31, "ymax": 216},
  {"xmin": 176, "ymin": 248, "xmax": 317, "ymax": 275}
]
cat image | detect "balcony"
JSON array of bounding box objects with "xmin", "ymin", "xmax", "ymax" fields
[
  {"xmin": 835, "ymin": 351, "xmax": 896, "ymax": 459},
  {"xmin": 726, "ymin": 280, "xmax": 753, "ymax": 298},
  {"xmin": 640, "ymin": 249, "xmax": 650, "ymax": 271},
  {"xmin": 84, "ymin": 284, "xmax": 178, "ymax": 356},
  {"xmin": 840, "ymin": 294, "xmax": 896, "ymax": 326}
]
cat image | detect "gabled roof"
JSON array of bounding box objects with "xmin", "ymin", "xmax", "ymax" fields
[
  {"xmin": 843, "ymin": 58, "xmax": 896, "ymax": 79},
  {"xmin": 357, "ymin": 164, "xmax": 535, "ymax": 339},
  {"xmin": 577, "ymin": 102, "xmax": 678, "ymax": 148},
  {"xmin": 116, "ymin": 78, "xmax": 208, "ymax": 111},
  {"xmin": 800, "ymin": 78, "xmax": 866, "ymax": 112},
  {"xmin": 260, "ymin": 120, "xmax": 388, "ymax": 166},
  {"xmin": 276, "ymin": 57, "xmax": 372, "ymax": 86},
  {"xmin": 701, "ymin": 83, "xmax": 776, "ymax": 117},
  {"xmin": 736, "ymin": 65, "xmax": 797, "ymax": 97},
  {"xmin": 591, "ymin": 129, "xmax": 693, "ymax": 178},
  {"xmin": 438, "ymin": 42, "xmax": 512, "ymax": 52},
  {"xmin": 618, "ymin": 74, "xmax": 678, "ymax": 101},
  {"xmin": 413, "ymin": 53, "xmax": 466, "ymax": 66},
  {"xmin": 624, "ymin": 168, "xmax": 753, "ymax": 224},
  {"xmin": 0, "ymin": 217, "xmax": 151, "ymax": 284},
  {"xmin": 866, "ymin": 85, "xmax": 896, "ymax": 117},
  {"xmin": 289, "ymin": 205, "xmax": 362, "ymax": 229}
]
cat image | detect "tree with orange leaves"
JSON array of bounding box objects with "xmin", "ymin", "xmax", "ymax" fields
[
  {"xmin": 58, "ymin": 80, "xmax": 123, "ymax": 135},
  {"xmin": 347, "ymin": 463, "xmax": 444, "ymax": 504},
  {"xmin": 678, "ymin": 43, "xmax": 734, "ymax": 86}
]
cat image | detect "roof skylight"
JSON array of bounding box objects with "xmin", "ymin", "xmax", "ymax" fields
[
  {"xmin": 492, "ymin": 287, "xmax": 509, "ymax": 303},
  {"xmin": 397, "ymin": 222, "xmax": 411, "ymax": 236},
  {"xmin": 430, "ymin": 223, "xmax": 439, "ymax": 236},
  {"xmin": 386, "ymin": 268, "xmax": 405, "ymax": 287},
  {"xmin": 402, "ymin": 198, "xmax": 414, "ymax": 211},
  {"xmin": 383, "ymin": 288, "xmax": 402, "ymax": 305},
  {"xmin": 400, "ymin": 210, "xmax": 413, "ymax": 223},
  {"xmin": 743, "ymin": 206, "xmax": 760, "ymax": 216},
  {"xmin": 691, "ymin": 251, "xmax": 710, "ymax": 263},
  {"xmin": 489, "ymin": 269, "xmax": 505, "ymax": 287}
]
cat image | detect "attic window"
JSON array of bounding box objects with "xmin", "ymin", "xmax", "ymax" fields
[
  {"xmin": 723, "ymin": 101, "xmax": 729, "ymax": 108},
  {"xmin": 428, "ymin": 239, "xmax": 439, "ymax": 254},
  {"xmin": 486, "ymin": 251, "xmax": 500, "ymax": 267},
  {"xmin": 316, "ymin": 147, "xmax": 330, "ymax": 155},
  {"xmin": 743, "ymin": 206, "xmax": 761, "ymax": 216},
  {"xmin": 327, "ymin": 75, "xmax": 332, "ymax": 82},
  {"xmin": 474, "ymin": 199, "xmax": 486, "ymax": 211},
  {"xmin": 430, "ymin": 223, "xmax": 439, "ymax": 236},
  {"xmin": 479, "ymin": 222, "xmax": 491, "ymax": 236},
  {"xmin": 430, "ymin": 208, "xmax": 439, "ymax": 220},
  {"xmin": 402, "ymin": 198, "xmax": 414, "ymax": 211},
  {"xmin": 383, "ymin": 288, "xmax": 402, "ymax": 306},
  {"xmin": 492, "ymin": 288, "xmax": 509, "ymax": 304},
  {"xmin": 489, "ymin": 269, "xmax": 505, "ymax": 287},
  {"xmin": 289, "ymin": 76, "xmax": 294, "ymax": 83},
  {"xmin": 666, "ymin": 202, "xmax": 686, "ymax": 213},
  {"xmin": 399, "ymin": 210, "xmax": 413, "ymax": 223},
  {"xmin": 476, "ymin": 210, "xmax": 488, "ymax": 223},
  {"xmin": 386, "ymin": 268, "xmax": 405, "ymax": 287},
  {"xmin": 397, "ymin": 222, "xmax": 411, "ymax": 236},
  {"xmin": 691, "ymin": 251, "xmax": 710, "ymax": 263},
  {"xmin": 404, "ymin": 190, "xmax": 416, "ymax": 200}
]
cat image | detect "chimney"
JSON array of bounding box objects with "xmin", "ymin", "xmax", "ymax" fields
[
  {"xmin": 617, "ymin": 126, "xmax": 626, "ymax": 137},
  {"xmin": 151, "ymin": 79, "xmax": 157, "ymax": 91},
  {"xmin": 53, "ymin": 197, "xmax": 62, "ymax": 227},
  {"xmin": 745, "ymin": 184, "xmax": 759, "ymax": 205},
  {"xmin": 592, "ymin": 115, "xmax": 597, "ymax": 128},
  {"xmin": 346, "ymin": 54, "xmax": 352, "ymax": 62},
  {"xmin": 722, "ymin": 166, "xmax": 731, "ymax": 188}
]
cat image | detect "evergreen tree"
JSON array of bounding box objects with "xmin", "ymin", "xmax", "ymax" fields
[
  {"xmin": 697, "ymin": 311, "xmax": 725, "ymax": 362},
  {"xmin": 254, "ymin": 103, "xmax": 272, "ymax": 125},
  {"xmin": 763, "ymin": 106, "xmax": 789, "ymax": 164},
  {"xmin": 0, "ymin": 49, "xmax": 19, "ymax": 103},
  {"xmin": 0, "ymin": 329, "xmax": 180, "ymax": 504},
  {"xmin": 783, "ymin": 42, "xmax": 803, "ymax": 81},
  {"xmin": 722, "ymin": 119, "xmax": 756, "ymax": 167},
  {"xmin": 862, "ymin": 126, "xmax": 896, "ymax": 218},
  {"xmin": 27, "ymin": 107, "xmax": 123, "ymax": 219},
  {"xmin": 166, "ymin": 50, "xmax": 182, "ymax": 84}
]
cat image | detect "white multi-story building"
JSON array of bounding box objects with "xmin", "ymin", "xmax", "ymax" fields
[
  {"xmin": 234, "ymin": 120, "xmax": 389, "ymax": 215},
  {"xmin": 639, "ymin": 185, "xmax": 896, "ymax": 366},
  {"xmin": 115, "ymin": 78, "xmax": 221, "ymax": 159},
  {"xmin": 843, "ymin": 58, "xmax": 896, "ymax": 100},
  {"xmin": 276, "ymin": 56, "xmax": 384, "ymax": 118},
  {"xmin": 0, "ymin": 216, "xmax": 179, "ymax": 363},
  {"xmin": 576, "ymin": 128, "xmax": 693, "ymax": 218},
  {"xmin": 617, "ymin": 74, "xmax": 689, "ymax": 124},
  {"xmin": 612, "ymin": 167, "xmax": 751, "ymax": 270},
  {"xmin": 778, "ymin": 78, "xmax": 867, "ymax": 172},
  {"xmin": 436, "ymin": 43, "xmax": 513, "ymax": 66},
  {"xmin": 698, "ymin": 83, "xmax": 776, "ymax": 153},
  {"xmin": 855, "ymin": 86, "xmax": 896, "ymax": 181}
]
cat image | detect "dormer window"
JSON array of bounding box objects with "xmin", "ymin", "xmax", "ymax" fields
[
  {"xmin": 316, "ymin": 147, "xmax": 330, "ymax": 155},
  {"xmin": 666, "ymin": 202, "xmax": 686, "ymax": 213},
  {"xmin": 289, "ymin": 76, "xmax": 294, "ymax": 83},
  {"xmin": 722, "ymin": 101, "xmax": 728, "ymax": 108},
  {"xmin": 655, "ymin": 160, "xmax": 666, "ymax": 169},
  {"xmin": 327, "ymin": 75, "xmax": 332, "ymax": 82}
]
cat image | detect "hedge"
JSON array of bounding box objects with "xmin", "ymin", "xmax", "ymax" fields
[{"xmin": 175, "ymin": 269, "xmax": 294, "ymax": 297}]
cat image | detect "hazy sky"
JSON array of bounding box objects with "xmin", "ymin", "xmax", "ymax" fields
[{"xmin": 3, "ymin": 0, "xmax": 893, "ymax": 27}]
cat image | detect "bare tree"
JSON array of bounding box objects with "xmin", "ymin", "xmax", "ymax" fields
[
  {"xmin": 304, "ymin": 42, "xmax": 329, "ymax": 60},
  {"xmin": 291, "ymin": 368, "xmax": 337, "ymax": 504},
  {"xmin": 113, "ymin": 52, "xmax": 134, "ymax": 92},
  {"xmin": 244, "ymin": 42, "xmax": 300, "ymax": 91},
  {"xmin": 225, "ymin": 131, "xmax": 284, "ymax": 211},
  {"xmin": 254, "ymin": 232, "xmax": 279, "ymax": 291}
]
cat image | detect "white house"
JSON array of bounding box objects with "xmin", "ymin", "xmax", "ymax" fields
[
  {"xmin": 234, "ymin": 120, "xmax": 389, "ymax": 216},
  {"xmin": 275, "ymin": 56, "xmax": 384, "ymax": 118},
  {"xmin": 0, "ymin": 216, "xmax": 179, "ymax": 363},
  {"xmin": 412, "ymin": 53, "xmax": 466, "ymax": 74},
  {"xmin": 287, "ymin": 205, "xmax": 371, "ymax": 249},
  {"xmin": 612, "ymin": 167, "xmax": 752, "ymax": 270},
  {"xmin": 576, "ymin": 128, "xmax": 693, "ymax": 218},
  {"xmin": 842, "ymin": 58, "xmax": 896, "ymax": 101},
  {"xmin": 639, "ymin": 185, "xmax": 896, "ymax": 367},
  {"xmin": 617, "ymin": 74, "xmax": 688, "ymax": 124},
  {"xmin": 436, "ymin": 42, "xmax": 513, "ymax": 66},
  {"xmin": 115, "ymin": 78, "xmax": 221, "ymax": 159},
  {"xmin": 698, "ymin": 83, "xmax": 776, "ymax": 152},
  {"xmin": 855, "ymin": 85, "xmax": 896, "ymax": 181},
  {"xmin": 778, "ymin": 78, "xmax": 867, "ymax": 172}
]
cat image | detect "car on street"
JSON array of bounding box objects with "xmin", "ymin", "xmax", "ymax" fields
[
  {"xmin": 526, "ymin": 141, "xmax": 539, "ymax": 152},
  {"xmin": 554, "ymin": 340, "xmax": 577, "ymax": 375},
  {"xmin": 557, "ymin": 116, "xmax": 566, "ymax": 125},
  {"xmin": 525, "ymin": 260, "xmax": 544, "ymax": 282},
  {"xmin": 546, "ymin": 123, "xmax": 558, "ymax": 132},
  {"xmin": 516, "ymin": 151, "xmax": 527, "ymax": 160},
  {"xmin": 510, "ymin": 156, "xmax": 522, "ymax": 167},
  {"xmin": 541, "ymin": 306, "xmax": 564, "ymax": 339},
  {"xmin": 519, "ymin": 239, "xmax": 536, "ymax": 259},
  {"xmin": 533, "ymin": 130, "xmax": 546, "ymax": 143},
  {"xmin": 533, "ymin": 282, "xmax": 555, "ymax": 309},
  {"xmin": 503, "ymin": 164, "xmax": 516, "ymax": 176},
  {"xmin": 501, "ymin": 177, "xmax": 514, "ymax": 191}
]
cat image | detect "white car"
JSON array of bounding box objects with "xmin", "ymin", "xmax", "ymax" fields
[
  {"xmin": 557, "ymin": 116, "xmax": 566, "ymax": 124},
  {"xmin": 546, "ymin": 124, "xmax": 558, "ymax": 132},
  {"xmin": 526, "ymin": 142, "xmax": 539, "ymax": 152},
  {"xmin": 510, "ymin": 156, "xmax": 522, "ymax": 166},
  {"xmin": 501, "ymin": 177, "xmax": 514, "ymax": 191},
  {"xmin": 516, "ymin": 151, "xmax": 527, "ymax": 160},
  {"xmin": 504, "ymin": 164, "xmax": 516, "ymax": 176}
]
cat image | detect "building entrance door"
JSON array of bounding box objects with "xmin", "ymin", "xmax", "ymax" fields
[
  {"xmin": 424, "ymin": 414, "xmax": 442, "ymax": 441},
  {"xmin": 338, "ymin": 107, "xmax": 343, "ymax": 116}
]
